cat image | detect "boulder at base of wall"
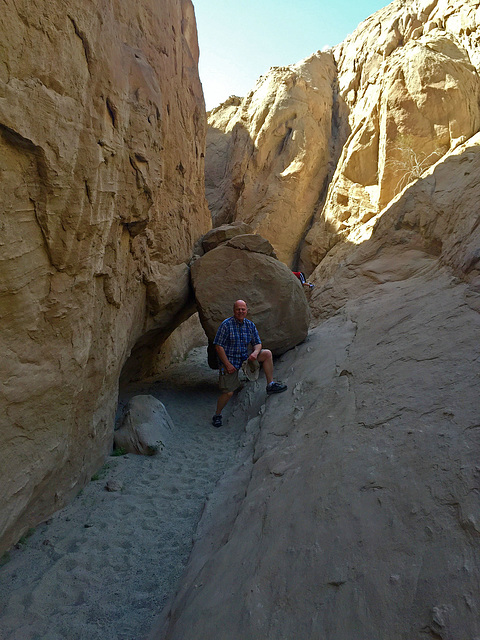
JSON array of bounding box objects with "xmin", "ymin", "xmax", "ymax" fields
[
  {"xmin": 114, "ymin": 396, "xmax": 174, "ymax": 456},
  {"xmin": 191, "ymin": 234, "xmax": 310, "ymax": 356}
]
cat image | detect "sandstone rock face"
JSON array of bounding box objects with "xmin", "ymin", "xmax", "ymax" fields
[
  {"xmin": 309, "ymin": 132, "xmax": 480, "ymax": 321},
  {"xmin": 0, "ymin": 0, "xmax": 210, "ymax": 552},
  {"xmin": 114, "ymin": 395, "xmax": 174, "ymax": 456},
  {"xmin": 206, "ymin": 53, "xmax": 338, "ymax": 266},
  {"xmin": 206, "ymin": 0, "xmax": 480, "ymax": 274},
  {"xmin": 301, "ymin": 2, "xmax": 480, "ymax": 270},
  {"xmin": 191, "ymin": 236, "xmax": 310, "ymax": 356},
  {"xmin": 155, "ymin": 266, "xmax": 480, "ymax": 640}
]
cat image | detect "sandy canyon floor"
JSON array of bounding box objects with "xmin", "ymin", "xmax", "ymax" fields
[{"xmin": 0, "ymin": 347, "xmax": 251, "ymax": 640}]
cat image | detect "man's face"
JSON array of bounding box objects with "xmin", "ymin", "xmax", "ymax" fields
[{"xmin": 233, "ymin": 301, "xmax": 248, "ymax": 322}]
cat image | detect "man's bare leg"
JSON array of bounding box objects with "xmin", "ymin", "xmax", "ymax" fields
[
  {"xmin": 258, "ymin": 349, "xmax": 273, "ymax": 385},
  {"xmin": 216, "ymin": 391, "xmax": 233, "ymax": 415}
]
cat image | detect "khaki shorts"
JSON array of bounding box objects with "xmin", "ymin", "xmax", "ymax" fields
[{"xmin": 218, "ymin": 369, "xmax": 242, "ymax": 393}]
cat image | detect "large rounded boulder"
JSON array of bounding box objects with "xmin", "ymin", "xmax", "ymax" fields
[{"xmin": 191, "ymin": 234, "xmax": 310, "ymax": 355}]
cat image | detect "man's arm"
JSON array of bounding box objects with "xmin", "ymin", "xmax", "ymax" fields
[
  {"xmin": 215, "ymin": 345, "xmax": 237, "ymax": 374},
  {"xmin": 248, "ymin": 343, "xmax": 262, "ymax": 361},
  {"xmin": 248, "ymin": 321, "xmax": 262, "ymax": 360}
]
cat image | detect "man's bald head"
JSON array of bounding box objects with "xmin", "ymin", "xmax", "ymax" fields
[{"xmin": 233, "ymin": 299, "xmax": 248, "ymax": 322}]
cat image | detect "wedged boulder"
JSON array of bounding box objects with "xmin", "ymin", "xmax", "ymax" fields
[
  {"xmin": 114, "ymin": 395, "xmax": 174, "ymax": 456},
  {"xmin": 144, "ymin": 263, "xmax": 191, "ymax": 324},
  {"xmin": 225, "ymin": 234, "xmax": 277, "ymax": 257},
  {"xmin": 191, "ymin": 238, "xmax": 310, "ymax": 356},
  {"xmin": 201, "ymin": 222, "xmax": 253, "ymax": 253}
]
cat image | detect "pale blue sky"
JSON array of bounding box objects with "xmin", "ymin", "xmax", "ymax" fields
[{"xmin": 194, "ymin": 0, "xmax": 389, "ymax": 109}]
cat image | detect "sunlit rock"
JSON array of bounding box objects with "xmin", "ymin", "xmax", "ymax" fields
[
  {"xmin": 301, "ymin": 28, "xmax": 480, "ymax": 270},
  {"xmin": 206, "ymin": 53, "xmax": 337, "ymax": 266}
]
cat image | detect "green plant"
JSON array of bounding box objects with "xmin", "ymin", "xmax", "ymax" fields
[
  {"xmin": 111, "ymin": 447, "xmax": 128, "ymax": 457},
  {"xmin": 0, "ymin": 552, "xmax": 10, "ymax": 566}
]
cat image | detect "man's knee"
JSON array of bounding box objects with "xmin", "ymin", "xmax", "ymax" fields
[{"xmin": 259, "ymin": 349, "xmax": 272, "ymax": 362}]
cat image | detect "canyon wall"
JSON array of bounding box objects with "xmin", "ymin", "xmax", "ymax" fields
[
  {"xmin": 151, "ymin": 79, "xmax": 480, "ymax": 640},
  {"xmin": 302, "ymin": 0, "xmax": 480, "ymax": 271},
  {"xmin": 0, "ymin": 0, "xmax": 210, "ymax": 552},
  {"xmin": 309, "ymin": 132, "xmax": 480, "ymax": 320},
  {"xmin": 149, "ymin": 2, "xmax": 480, "ymax": 638},
  {"xmin": 206, "ymin": 0, "xmax": 480, "ymax": 271}
]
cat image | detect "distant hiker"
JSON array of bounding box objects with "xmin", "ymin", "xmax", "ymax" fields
[
  {"xmin": 211, "ymin": 299, "xmax": 287, "ymax": 427},
  {"xmin": 293, "ymin": 271, "xmax": 314, "ymax": 289}
]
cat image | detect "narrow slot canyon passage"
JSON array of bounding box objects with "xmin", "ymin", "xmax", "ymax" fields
[{"xmin": 0, "ymin": 347, "xmax": 249, "ymax": 640}]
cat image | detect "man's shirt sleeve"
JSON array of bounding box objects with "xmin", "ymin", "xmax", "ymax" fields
[
  {"xmin": 213, "ymin": 320, "xmax": 228, "ymax": 348},
  {"xmin": 251, "ymin": 322, "xmax": 261, "ymax": 346}
]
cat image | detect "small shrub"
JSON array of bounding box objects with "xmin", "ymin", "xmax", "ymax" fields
[
  {"xmin": 386, "ymin": 135, "xmax": 447, "ymax": 195},
  {"xmin": 111, "ymin": 447, "xmax": 128, "ymax": 457}
]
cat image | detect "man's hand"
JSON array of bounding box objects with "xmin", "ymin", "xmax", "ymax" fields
[
  {"xmin": 248, "ymin": 345, "xmax": 262, "ymax": 362},
  {"xmin": 215, "ymin": 344, "xmax": 237, "ymax": 374},
  {"xmin": 225, "ymin": 361, "xmax": 237, "ymax": 374}
]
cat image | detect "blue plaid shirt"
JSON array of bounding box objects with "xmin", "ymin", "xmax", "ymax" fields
[{"xmin": 213, "ymin": 317, "xmax": 261, "ymax": 370}]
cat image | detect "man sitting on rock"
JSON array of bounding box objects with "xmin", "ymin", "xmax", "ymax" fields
[{"xmin": 211, "ymin": 299, "xmax": 287, "ymax": 427}]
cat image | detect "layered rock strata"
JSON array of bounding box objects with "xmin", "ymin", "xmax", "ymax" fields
[{"xmin": 0, "ymin": 0, "xmax": 210, "ymax": 552}]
